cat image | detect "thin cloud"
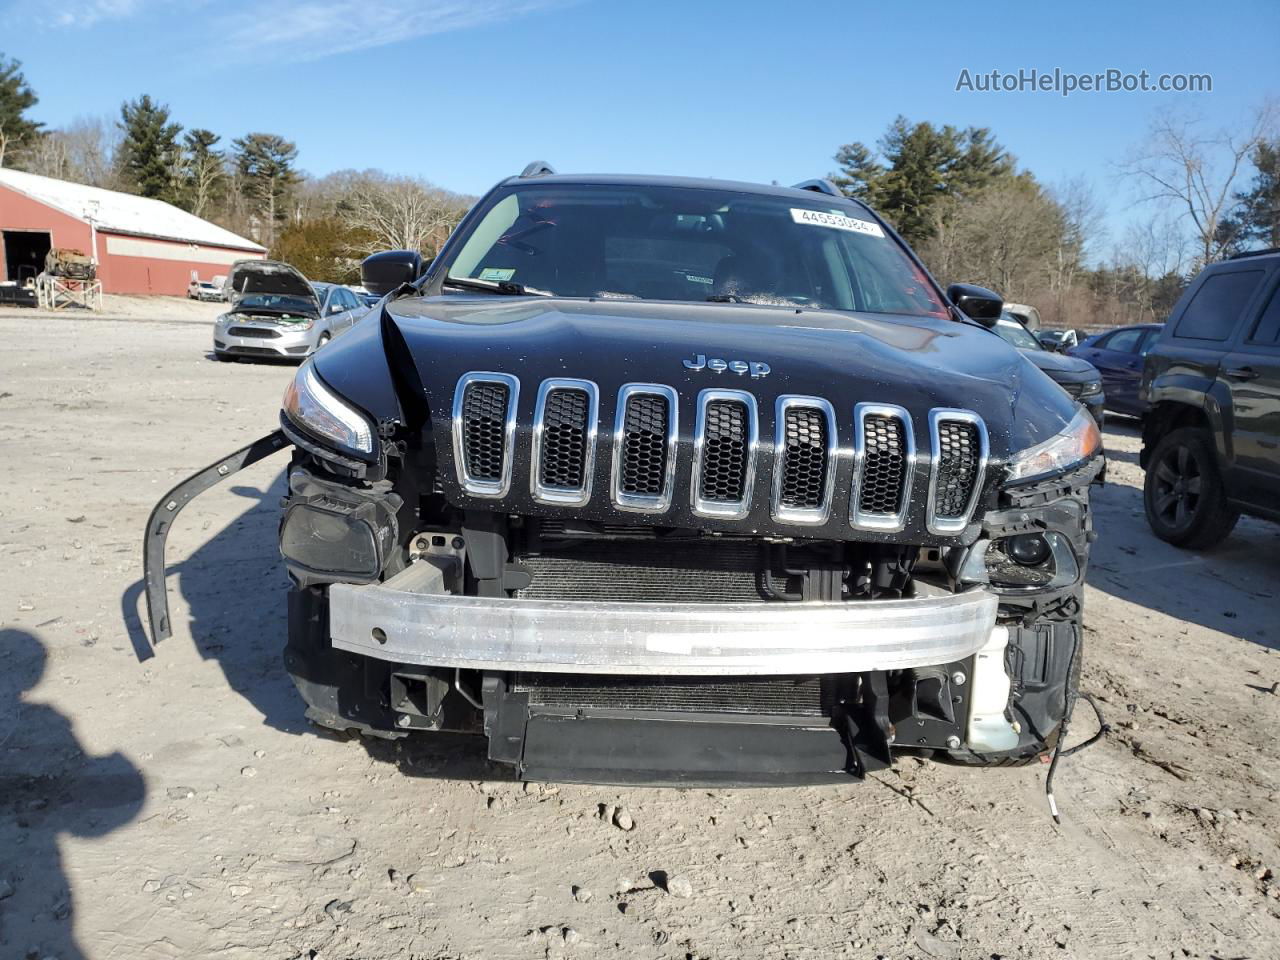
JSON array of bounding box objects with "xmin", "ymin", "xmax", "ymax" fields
[
  {"xmin": 218, "ymin": 0, "xmax": 573, "ymax": 63},
  {"xmin": 46, "ymin": 0, "xmax": 146, "ymax": 27}
]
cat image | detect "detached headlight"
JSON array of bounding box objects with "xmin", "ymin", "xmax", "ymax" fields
[
  {"xmin": 282, "ymin": 363, "xmax": 376, "ymax": 458},
  {"xmin": 1078, "ymin": 379, "xmax": 1102, "ymax": 397},
  {"xmin": 1006, "ymin": 408, "xmax": 1101, "ymax": 483}
]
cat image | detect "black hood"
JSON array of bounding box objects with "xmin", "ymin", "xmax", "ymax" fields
[
  {"xmin": 1020, "ymin": 348, "xmax": 1099, "ymax": 380},
  {"xmin": 313, "ymin": 295, "xmax": 1079, "ymax": 542}
]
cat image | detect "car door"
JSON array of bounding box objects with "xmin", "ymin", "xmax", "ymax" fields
[
  {"xmin": 320, "ymin": 287, "xmax": 345, "ymax": 336},
  {"xmin": 1219, "ymin": 273, "xmax": 1280, "ymax": 515},
  {"xmin": 337, "ymin": 288, "xmax": 360, "ymax": 331},
  {"xmin": 1081, "ymin": 328, "xmax": 1146, "ymax": 414}
]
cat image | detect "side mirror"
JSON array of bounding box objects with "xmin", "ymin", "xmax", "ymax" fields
[
  {"xmin": 361, "ymin": 250, "xmax": 426, "ymax": 297},
  {"xmin": 946, "ymin": 283, "xmax": 1003, "ymax": 327}
]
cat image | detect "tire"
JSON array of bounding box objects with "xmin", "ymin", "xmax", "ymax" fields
[
  {"xmin": 1143, "ymin": 426, "xmax": 1239, "ymax": 549},
  {"xmin": 315, "ymin": 332, "xmax": 332, "ymax": 352}
]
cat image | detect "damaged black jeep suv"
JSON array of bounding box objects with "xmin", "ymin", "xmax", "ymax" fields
[{"xmin": 146, "ymin": 166, "xmax": 1103, "ymax": 784}]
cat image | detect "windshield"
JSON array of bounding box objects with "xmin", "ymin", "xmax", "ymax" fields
[
  {"xmin": 233, "ymin": 293, "xmax": 318, "ymax": 317},
  {"xmin": 994, "ymin": 316, "xmax": 1042, "ymax": 350},
  {"xmin": 442, "ymin": 183, "xmax": 948, "ymax": 318}
]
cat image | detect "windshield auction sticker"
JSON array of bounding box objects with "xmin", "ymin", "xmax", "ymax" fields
[{"xmin": 790, "ymin": 208, "xmax": 886, "ymax": 238}]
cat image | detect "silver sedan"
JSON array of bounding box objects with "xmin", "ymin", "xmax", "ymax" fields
[{"xmin": 213, "ymin": 261, "xmax": 368, "ymax": 362}]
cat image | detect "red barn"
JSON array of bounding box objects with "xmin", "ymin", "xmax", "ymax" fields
[{"xmin": 0, "ymin": 167, "xmax": 265, "ymax": 296}]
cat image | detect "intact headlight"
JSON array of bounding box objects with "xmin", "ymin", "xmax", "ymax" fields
[
  {"xmin": 282, "ymin": 363, "xmax": 376, "ymax": 458},
  {"xmin": 1006, "ymin": 408, "xmax": 1101, "ymax": 483},
  {"xmin": 1078, "ymin": 379, "xmax": 1102, "ymax": 397}
]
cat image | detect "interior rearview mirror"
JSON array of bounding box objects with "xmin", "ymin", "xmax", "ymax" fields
[
  {"xmin": 361, "ymin": 250, "xmax": 426, "ymax": 297},
  {"xmin": 946, "ymin": 283, "xmax": 1003, "ymax": 328}
]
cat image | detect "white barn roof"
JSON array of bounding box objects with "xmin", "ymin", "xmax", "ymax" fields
[{"xmin": 0, "ymin": 167, "xmax": 265, "ymax": 253}]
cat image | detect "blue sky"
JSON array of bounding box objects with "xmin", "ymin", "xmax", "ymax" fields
[{"xmin": 7, "ymin": 0, "xmax": 1279, "ymax": 253}]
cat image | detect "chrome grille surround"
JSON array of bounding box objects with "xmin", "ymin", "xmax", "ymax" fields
[
  {"xmin": 452, "ymin": 372, "xmax": 520, "ymax": 498},
  {"xmin": 611, "ymin": 383, "xmax": 679, "ymax": 513},
  {"xmin": 447, "ymin": 371, "xmax": 989, "ymax": 535},
  {"xmin": 771, "ymin": 396, "xmax": 838, "ymax": 525},
  {"xmin": 691, "ymin": 389, "xmax": 759, "ymax": 519},
  {"xmin": 530, "ymin": 378, "xmax": 599, "ymax": 506},
  {"xmin": 850, "ymin": 402, "xmax": 916, "ymax": 532},
  {"xmin": 926, "ymin": 408, "xmax": 989, "ymax": 535}
]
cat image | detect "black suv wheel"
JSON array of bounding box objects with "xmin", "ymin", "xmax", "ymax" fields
[{"xmin": 1144, "ymin": 427, "xmax": 1239, "ymax": 549}]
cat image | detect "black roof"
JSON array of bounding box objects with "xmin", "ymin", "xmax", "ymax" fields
[{"xmin": 499, "ymin": 171, "xmax": 868, "ymax": 207}]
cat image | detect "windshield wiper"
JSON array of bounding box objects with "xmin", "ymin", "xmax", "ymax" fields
[
  {"xmin": 705, "ymin": 294, "xmax": 742, "ymax": 303},
  {"xmin": 443, "ymin": 276, "xmax": 549, "ymax": 297}
]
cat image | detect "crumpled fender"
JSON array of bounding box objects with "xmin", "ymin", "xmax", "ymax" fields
[{"xmin": 143, "ymin": 431, "xmax": 291, "ymax": 643}]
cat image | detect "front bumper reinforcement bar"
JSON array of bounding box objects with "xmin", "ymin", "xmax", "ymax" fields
[{"xmin": 329, "ymin": 561, "xmax": 999, "ymax": 676}]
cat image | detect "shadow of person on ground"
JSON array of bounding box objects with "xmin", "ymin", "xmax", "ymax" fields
[
  {"xmin": 0, "ymin": 629, "xmax": 146, "ymax": 960},
  {"xmin": 121, "ymin": 472, "xmax": 307, "ymax": 735}
]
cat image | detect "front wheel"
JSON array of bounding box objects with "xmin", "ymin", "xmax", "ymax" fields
[
  {"xmin": 1144, "ymin": 427, "xmax": 1238, "ymax": 549},
  {"xmin": 314, "ymin": 332, "xmax": 332, "ymax": 354}
]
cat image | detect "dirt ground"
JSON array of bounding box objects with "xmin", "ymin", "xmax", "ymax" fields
[{"xmin": 1, "ymin": 304, "xmax": 1278, "ymax": 960}]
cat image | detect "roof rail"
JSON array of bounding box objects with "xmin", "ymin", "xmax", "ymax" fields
[
  {"xmin": 1227, "ymin": 246, "xmax": 1280, "ymax": 260},
  {"xmin": 520, "ymin": 161, "xmax": 557, "ymax": 178},
  {"xmin": 792, "ymin": 179, "xmax": 843, "ymax": 198}
]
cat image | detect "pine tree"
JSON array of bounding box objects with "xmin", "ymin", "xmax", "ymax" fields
[
  {"xmin": 0, "ymin": 54, "xmax": 41, "ymax": 167},
  {"xmin": 118, "ymin": 95, "xmax": 182, "ymax": 200},
  {"xmin": 1232, "ymin": 140, "xmax": 1280, "ymax": 249},
  {"xmin": 232, "ymin": 133, "xmax": 300, "ymax": 247},
  {"xmin": 831, "ymin": 117, "xmax": 1015, "ymax": 246}
]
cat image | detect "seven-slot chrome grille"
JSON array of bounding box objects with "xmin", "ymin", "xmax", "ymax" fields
[{"xmin": 452, "ymin": 374, "xmax": 989, "ymax": 532}]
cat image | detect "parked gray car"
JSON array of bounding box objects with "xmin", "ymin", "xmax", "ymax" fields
[{"xmin": 213, "ymin": 260, "xmax": 365, "ymax": 361}]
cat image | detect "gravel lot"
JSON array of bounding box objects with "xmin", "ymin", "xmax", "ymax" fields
[{"xmin": 1, "ymin": 305, "xmax": 1278, "ymax": 960}]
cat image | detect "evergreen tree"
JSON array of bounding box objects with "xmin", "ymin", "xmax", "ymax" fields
[
  {"xmin": 0, "ymin": 54, "xmax": 41, "ymax": 167},
  {"xmin": 118, "ymin": 95, "xmax": 182, "ymax": 200},
  {"xmin": 831, "ymin": 116, "xmax": 1015, "ymax": 246},
  {"xmin": 1231, "ymin": 140, "xmax": 1280, "ymax": 250},
  {"xmin": 233, "ymin": 133, "xmax": 300, "ymax": 247}
]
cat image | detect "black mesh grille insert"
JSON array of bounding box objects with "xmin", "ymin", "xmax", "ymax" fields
[
  {"xmin": 539, "ymin": 388, "xmax": 590, "ymax": 489},
  {"xmin": 513, "ymin": 674, "xmax": 829, "ymax": 717},
  {"xmin": 620, "ymin": 393, "xmax": 670, "ymax": 496},
  {"xmin": 461, "ymin": 381, "xmax": 509, "ymax": 482},
  {"xmin": 934, "ymin": 420, "xmax": 981, "ymax": 519},
  {"xmin": 858, "ymin": 414, "xmax": 908, "ymax": 516},
  {"xmin": 779, "ymin": 407, "xmax": 829, "ymax": 509},
  {"xmin": 517, "ymin": 541, "xmax": 765, "ymax": 602},
  {"xmin": 699, "ymin": 399, "xmax": 749, "ymax": 502}
]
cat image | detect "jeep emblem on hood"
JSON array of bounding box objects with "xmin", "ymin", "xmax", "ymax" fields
[{"xmin": 683, "ymin": 354, "xmax": 771, "ymax": 378}]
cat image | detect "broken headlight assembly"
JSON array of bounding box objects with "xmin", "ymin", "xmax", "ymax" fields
[
  {"xmin": 1005, "ymin": 408, "xmax": 1101, "ymax": 483},
  {"xmin": 958, "ymin": 532, "xmax": 1080, "ymax": 592},
  {"xmin": 281, "ymin": 363, "xmax": 376, "ymax": 460}
]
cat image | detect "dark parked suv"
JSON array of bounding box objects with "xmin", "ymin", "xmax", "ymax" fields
[{"xmin": 1141, "ymin": 249, "xmax": 1280, "ymax": 548}]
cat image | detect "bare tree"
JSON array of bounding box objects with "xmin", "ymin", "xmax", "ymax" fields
[
  {"xmin": 920, "ymin": 178, "xmax": 1064, "ymax": 299},
  {"xmin": 1122, "ymin": 100, "xmax": 1279, "ymax": 267},
  {"xmin": 20, "ymin": 133, "xmax": 72, "ymax": 180},
  {"xmin": 342, "ymin": 173, "xmax": 469, "ymax": 256}
]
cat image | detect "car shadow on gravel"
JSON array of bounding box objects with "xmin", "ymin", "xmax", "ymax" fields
[
  {"xmin": 0, "ymin": 629, "xmax": 145, "ymax": 960},
  {"xmin": 1087, "ymin": 425, "xmax": 1278, "ymax": 651},
  {"xmin": 121, "ymin": 474, "xmax": 309, "ymax": 735},
  {"xmin": 355, "ymin": 731, "xmax": 505, "ymax": 782}
]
